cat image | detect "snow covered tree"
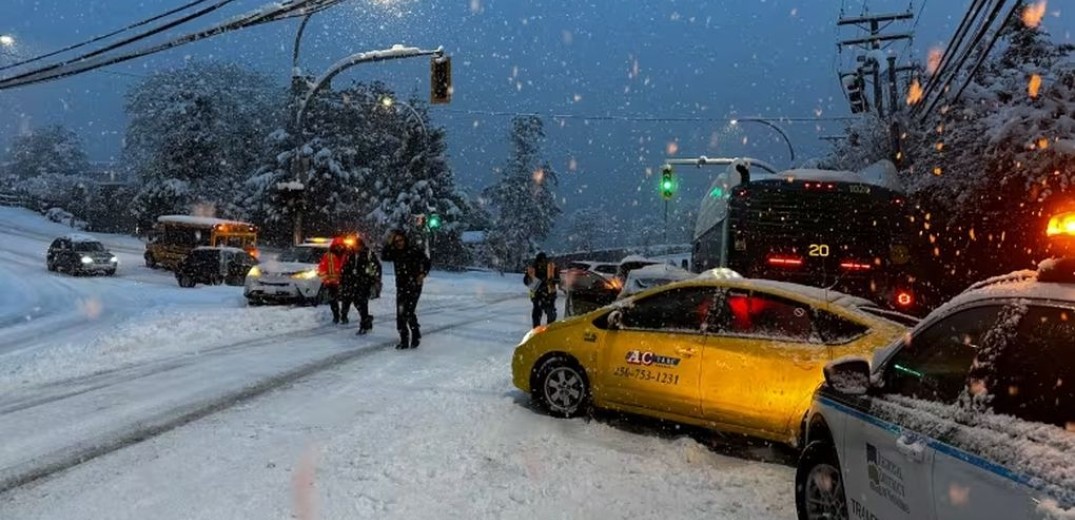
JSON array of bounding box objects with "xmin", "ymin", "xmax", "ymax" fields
[
  {"xmin": 565, "ymin": 207, "xmax": 605, "ymax": 253},
  {"xmin": 483, "ymin": 116, "xmax": 561, "ymax": 271},
  {"xmin": 5, "ymin": 124, "xmax": 88, "ymax": 179},
  {"xmin": 882, "ymin": 21, "xmax": 1073, "ymax": 300},
  {"xmin": 125, "ymin": 61, "xmax": 281, "ymax": 226},
  {"xmin": 242, "ymin": 82, "xmax": 468, "ymax": 257}
]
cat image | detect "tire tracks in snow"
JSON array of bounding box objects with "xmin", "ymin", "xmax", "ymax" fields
[{"xmin": 0, "ymin": 294, "xmax": 526, "ymax": 495}]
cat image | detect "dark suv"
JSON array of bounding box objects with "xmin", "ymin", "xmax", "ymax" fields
[
  {"xmin": 47, "ymin": 235, "xmax": 118, "ymax": 276},
  {"xmin": 176, "ymin": 247, "xmax": 258, "ymax": 288}
]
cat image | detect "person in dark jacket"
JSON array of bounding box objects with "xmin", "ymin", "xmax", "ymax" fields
[
  {"xmin": 524, "ymin": 252, "xmax": 560, "ymax": 328},
  {"xmin": 381, "ymin": 229, "xmax": 431, "ymax": 349},
  {"xmin": 340, "ymin": 235, "xmax": 382, "ymax": 335}
]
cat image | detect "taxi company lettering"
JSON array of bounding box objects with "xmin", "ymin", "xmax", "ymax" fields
[
  {"xmin": 625, "ymin": 350, "xmax": 680, "ymax": 368},
  {"xmin": 867, "ymin": 443, "xmax": 910, "ymax": 513}
]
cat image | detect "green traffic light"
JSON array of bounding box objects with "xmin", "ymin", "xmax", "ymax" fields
[
  {"xmin": 428, "ymin": 214, "xmax": 442, "ymax": 229},
  {"xmin": 662, "ymin": 179, "xmax": 673, "ymax": 190}
]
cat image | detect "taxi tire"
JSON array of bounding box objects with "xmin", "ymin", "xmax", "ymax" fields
[
  {"xmin": 795, "ymin": 441, "xmax": 848, "ymax": 520},
  {"xmin": 533, "ymin": 356, "xmax": 590, "ymax": 418}
]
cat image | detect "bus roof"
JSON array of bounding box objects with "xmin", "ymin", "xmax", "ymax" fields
[
  {"xmin": 694, "ymin": 160, "xmax": 903, "ymax": 240},
  {"xmin": 157, "ymin": 215, "xmax": 255, "ymax": 228}
]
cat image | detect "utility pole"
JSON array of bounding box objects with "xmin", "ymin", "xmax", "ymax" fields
[{"xmin": 837, "ymin": 11, "xmax": 914, "ymax": 118}]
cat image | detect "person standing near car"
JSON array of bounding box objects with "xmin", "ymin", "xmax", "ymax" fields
[
  {"xmin": 381, "ymin": 229, "xmax": 431, "ymax": 349},
  {"xmin": 317, "ymin": 237, "xmax": 349, "ymax": 324},
  {"xmin": 341, "ymin": 235, "xmax": 382, "ymax": 335},
  {"xmin": 524, "ymin": 252, "xmax": 560, "ymax": 328}
]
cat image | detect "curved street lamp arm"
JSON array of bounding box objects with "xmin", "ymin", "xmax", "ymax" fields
[
  {"xmin": 736, "ymin": 117, "xmax": 796, "ymax": 163},
  {"xmin": 292, "ymin": 13, "xmax": 315, "ymax": 76},
  {"xmin": 295, "ymin": 45, "xmax": 443, "ymax": 131}
]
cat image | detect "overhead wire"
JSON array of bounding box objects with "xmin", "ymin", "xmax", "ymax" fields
[
  {"xmin": 948, "ymin": 0, "xmax": 1024, "ymax": 106},
  {"xmin": 915, "ymin": 0, "xmax": 988, "ymax": 112},
  {"xmin": 0, "ymin": 0, "xmax": 339, "ymax": 91},
  {"xmin": 0, "ymin": 0, "xmax": 216, "ymax": 73},
  {"xmin": 0, "ymin": 0, "xmax": 241, "ymax": 87},
  {"xmin": 439, "ymin": 108, "xmax": 856, "ymax": 123},
  {"xmin": 919, "ymin": 0, "xmax": 1009, "ymax": 119}
]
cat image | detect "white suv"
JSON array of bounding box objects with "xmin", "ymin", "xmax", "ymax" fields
[
  {"xmin": 796, "ymin": 258, "xmax": 1075, "ymax": 520},
  {"xmin": 244, "ymin": 242, "xmax": 329, "ymax": 305}
]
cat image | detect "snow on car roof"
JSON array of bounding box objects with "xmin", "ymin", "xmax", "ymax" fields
[
  {"xmin": 157, "ymin": 215, "xmax": 254, "ymax": 227},
  {"xmin": 193, "ymin": 246, "xmax": 248, "ymax": 254},
  {"xmin": 627, "ymin": 263, "xmax": 693, "ymax": 278},
  {"xmin": 933, "ymin": 269, "xmax": 1075, "ymax": 316},
  {"xmin": 722, "ymin": 278, "xmax": 878, "ymax": 309},
  {"xmin": 62, "ymin": 233, "xmax": 100, "ymax": 243},
  {"xmin": 619, "ymin": 254, "xmax": 659, "ymax": 265}
]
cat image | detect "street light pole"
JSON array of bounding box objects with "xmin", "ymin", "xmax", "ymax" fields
[
  {"xmin": 286, "ymin": 44, "xmax": 445, "ymax": 245},
  {"xmin": 729, "ymin": 117, "xmax": 797, "ymax": 164}
]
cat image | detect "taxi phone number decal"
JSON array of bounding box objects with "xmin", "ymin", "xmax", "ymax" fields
[{"xmin": 612, "ymin": 366, "xmax": 680, "ymax": 385}]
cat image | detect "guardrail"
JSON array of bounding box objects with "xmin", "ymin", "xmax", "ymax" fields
[{"xmin": 0, "ymin": 191, "xmax": 38, "ymax": 210}]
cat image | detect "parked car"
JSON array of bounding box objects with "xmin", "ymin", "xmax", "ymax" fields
[
  {"xmin": 46, "ymin": 234, "xmax": 118, "ymax": 276},
  {"xmin": 563, "ymin": 268, "xmax": 621, "ymax": 317},
  {"xmin": 795, "ymin": 211, "xmax": 1075, "ymax": 520},
  {"xmin": 243, "ymin": 240, "xmax": 331, "ymax": 305},
  {"xmin": 565, "ymin": 260, "xmax": 618, "ymax": 279},
  {"xmin": 513, "ymin": 276, "xmax": 910, "ymax": 447},
  {"xmin": 176, "ymin": 247, "xmax": 258, "ymax": 288}
]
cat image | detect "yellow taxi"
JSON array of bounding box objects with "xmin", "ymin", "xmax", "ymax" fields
[{"xmin": 512, "ymin": 275, "xmax": 912, "ymax": 447}]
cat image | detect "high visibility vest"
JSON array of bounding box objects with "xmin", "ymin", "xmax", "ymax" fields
[{"xmin": 320, "ymin": 253, "xmax": 342, "ymax": 285}]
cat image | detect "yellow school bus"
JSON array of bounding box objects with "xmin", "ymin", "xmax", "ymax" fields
[{"xmin": 144, "ymin": 215, "xmax": 258, "ymax": 270}]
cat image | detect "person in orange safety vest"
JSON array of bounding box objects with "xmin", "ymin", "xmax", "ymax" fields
[{"xmin": 318, "ymin": 237, "xmax": 350, "ymax": 324}]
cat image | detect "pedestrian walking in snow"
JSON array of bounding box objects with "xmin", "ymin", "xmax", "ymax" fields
[
  {"xmin": 381, "ymin": 229, "xmax": 431, "ymax": 349},
  {"xmin": 341, "ymin": 235, "xmax": 382, "ymax": 335},
  {"xmin": 524, "ymin": 252, "xmax": 560, "ymax": 328},
  {"xmin": 317, "ymin": 237, "xmax": 349, "ymax": 324}
]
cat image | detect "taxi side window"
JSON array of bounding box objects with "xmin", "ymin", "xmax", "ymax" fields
[
  {"xmin": 882, "ymin": 305, "xmax": 1004, "ymax": 404},
  {"xmin": 621, "ymin": 287, "xmax": 716, "ymax": 334},
  {"xmin": 717, "ymin": 291, "xmax": 817, "ymax": 343},
  {"xmin": 987, "ymin": 305, "xmax": 1075, "ymax": 428},
  {"xmin": 814, "ymin": 310, "xmax": 870, "ymax": 344}
]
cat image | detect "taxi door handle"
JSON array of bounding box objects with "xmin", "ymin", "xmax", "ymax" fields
[
  {"xmin": 896, "ymin": 435, "xmax": 926, "ymax": 463},
  {"xmin": 675, "ymin": 347, "xmax": 697, "ymax": 357}
]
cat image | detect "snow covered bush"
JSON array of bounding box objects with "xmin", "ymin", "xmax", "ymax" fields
[{"xmin": 5, "ymin": 125, "xmax": 88, "ymax": 179}]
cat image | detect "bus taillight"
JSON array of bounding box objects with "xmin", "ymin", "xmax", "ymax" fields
[
  {"xmin": 895, "ymin": 290, "xmax": 914, "ymax": 308},
  {"xmin": 767, "ymin": 255, "xmax": 803, "ymax": 268},
  {"xmin": 839, "ymin": 261, "xmax": 872, "ymax": 271}
]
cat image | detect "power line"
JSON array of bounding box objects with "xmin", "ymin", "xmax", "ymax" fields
[
  {"xmin": 440, "ymin": 108, "xmax": 855, "ymax": 123},
  {"xmin": 0, "ymin": 0, "xmax": 215, "ymax": 73},
  {"xmin": 0, "ymin": 0, "xmax": 343, "ymax": 91},
  {"xmin": 0, "ymin": 0, "xmax": 240, "ymax": 86},
  {"xmin": 949, "ymin": 0, "xmax": 1023, "ymax": 105},
  {"xmin": 915, "ymin": 0, "xmax": 994, "ymax": 115},
  {"xmin": 918, "ymin": 0, "xmax": 1010, "ymax": 119}
]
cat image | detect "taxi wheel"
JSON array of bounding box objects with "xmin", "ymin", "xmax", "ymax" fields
[
  {"xmin": 796, "ymin": 441, "xmax": 848, "ymax": 520},
  {"xmin": 534, "ymin": 357, "xmax": 590, "ymax": 418}
]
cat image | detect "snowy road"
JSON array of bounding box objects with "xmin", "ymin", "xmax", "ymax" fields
[{"xmin": 0, "ymin": 207, "xmax": 797, "ymax": 519}]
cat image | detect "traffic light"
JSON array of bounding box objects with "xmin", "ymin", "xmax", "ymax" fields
[
  {"xmin": 427, "ymin": 213, "xmax": 442, "ymax": 230},
  {"xmin": 430, "ymin": 56, "xmax": 452, "ymax": 105},
  {"xmin": 660, "ymin": 164, "xmax": 675, "ymax": 200},
  {"xmin": 844, "ymin": 73, "xmax": 868, "ymax": 114}
]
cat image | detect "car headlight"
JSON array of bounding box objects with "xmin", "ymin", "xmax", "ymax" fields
[
  {"xmin": 247, "ymin": 266, "xmax": 261, "ymax": 278},
  {"xmin": 292, "ymin": 269, "xmax": 318, "ymax": 280},
  {"xmin": 109, "ymin": 256, "xmax": 119, "ymax": 263},
  {"xmin": 81, "ymin": 256, "xmax": 94, "ymax": 264}
]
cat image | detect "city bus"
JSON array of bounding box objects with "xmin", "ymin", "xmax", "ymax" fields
[
  {"xmin": 689, "ymin": 158, "xmax": 922, "ymax": 314},
  {"xmin": 145, "ymin": 215, "xmax": 259, "ymax": 270}
]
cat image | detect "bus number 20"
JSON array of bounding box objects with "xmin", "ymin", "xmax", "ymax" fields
[{"xmin": 808, "ymin": 244, "xmax": 830, "ymax": 257}]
